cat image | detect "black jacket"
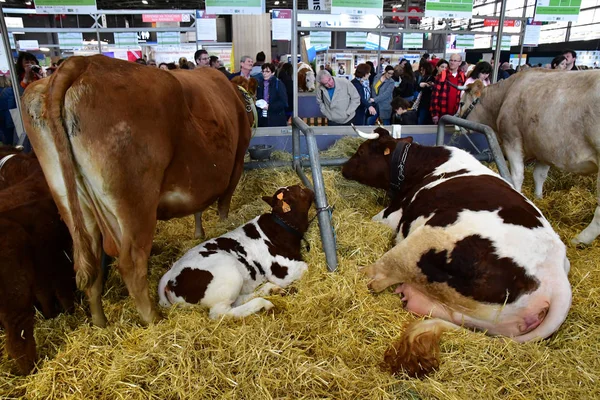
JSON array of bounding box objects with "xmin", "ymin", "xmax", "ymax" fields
[
  {"xmin": 256, "ymin": 76, "xmax": 289, "ymax": 127},
  {"xmin": 350, "ymin": 78, "xmax": 371, "ymax": 125}
]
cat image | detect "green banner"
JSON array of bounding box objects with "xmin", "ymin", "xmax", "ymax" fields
[
  {"xmin": 35, "ymin": 0, "xmax": 97, "ymax": 14},
  {"xmin": 425, "ymin": 0, "xmax": 473, "ymax": 19},
  {"xmin": 346, "ymin": 32, "xmax": 367, "ymax": 47},
  {"xmin": 534, "ymin": 0, "xmax": 581, "ymax": 21},
  {"xmin": 402, "ymin": 33, "xmax": 423, "ymax": 49},
  {"xmin": 205, "ymin": 0, "xmax": 264, "ymax": 15},
  {"xmin": 331, "ymin": 0, "xmax": 383, "ymax": 16}
]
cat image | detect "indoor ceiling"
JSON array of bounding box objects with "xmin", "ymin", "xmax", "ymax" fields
[{"xmin": 1, "ymin": 0, "xmax": 426, "ymax": 11}]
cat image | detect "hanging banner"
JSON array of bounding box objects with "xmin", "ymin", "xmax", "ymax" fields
[
  {"xmin": 346, "ymin": 32, "xmax": 367, "ymax": 47},
  {"xmin": 483, "ymin": 19, "xmax": 521, "ymax": 27},
  {"xmin": 157, "ymin": 32, "xmax": 181, "ymax": 45},
  {"xmin": 196, "ymin": 10, "xmax": 217, "ymax": 42},
  {"xmin": 494, "ymin": 35, "xmax": 512, "ymax": 51},
  {"xmin": 35, "ymin": 0, "xmax": 97, "ymax": 14},
  {"xmin": 57, "ymin": 32, "xmax": 84, "ymax": 49},
  {"xmin": 17, "ymin": 40, "xmax": 39, "ymax": 51},
  {"xmin": 205, "ymin": 0, "xmax": 265, "ymax": 15},
  {"xmin": 425, "ymin": 0, "xmax": 473, "ymax": 19},
  {"xmin": 271, "ymin": 9, "xmax": 292, "ymax": 41},
  {"xmin": 534, "ymin": 0, "xmax": 582, "ymax": 22},
  {"xmin": 142, "ymin": 14, "xmax": 183, "ymax": 23},
  {"xmin": 0, "ymin": 36, "xmax": 11, "ymax": 74},
  {"xmin": 455, "ymin": 34, "xmax": 475, "ymax": 48},
  {"xmin": 364, "ymin": 32, "xmax": 390, "ymax": 50},
  {"xmin": 331, "ymin": 0, "xmax": 384, "ymax": 16},
  {"xmin": 307, "ymin": 0, "xmax": 331, "ymax": 11},
  {"xmin": 310, "ymin": 31, "xmax": 331, "ymax": 51},
  {"xmin": 114, "ymin": 33, "xmax": 139, "ymax": 48},
  {"xmin": 524, "ymin": 18, "xmax": 542, "ymax": 46},
  {"xmin": 402, "ymin": 33, "xmax": 423, "ymax": 49}
]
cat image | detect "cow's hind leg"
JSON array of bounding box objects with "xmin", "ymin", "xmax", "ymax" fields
[
  {"xmin": 118, "ymin": 238, "xmax": 161, "ymax": 324},
  {"xmin": 503, "ymin": 141, "xmax": 525, "ymax": 191},
  {"xmin": 194, "ymin": 212, "xmax": 205, "ymax": 239},
  {"xmin": 573, "ymin": 171, "xmax": 600, "ymax": 245},
  {"xmin": 533, "ymin": 162, "xmax": 550, "ymax": 199}
]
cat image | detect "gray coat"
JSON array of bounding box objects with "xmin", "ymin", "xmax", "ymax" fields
[
  {"xmin": 372, "ymin": 74, "xmax": 396, "ymax": 121},
  {"xmin": 316, "ymin": 77, "xmax": 361, "ymax": 124}
]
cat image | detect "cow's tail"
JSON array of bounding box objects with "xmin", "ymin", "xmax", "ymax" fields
[
  {"xmin": 382, "ymin": 318, "xmax": 460, "ymax": 378},
  {"xmin": 44, "ymin": 57, "xmax": 99, "ymax": 290},
  {"xmin": 157, "ymin": 273, "xmax": 173, "ymax": 308},
  {"xmin": 513, "ymin": 272, "xmax": 572, "ymax": 343}
]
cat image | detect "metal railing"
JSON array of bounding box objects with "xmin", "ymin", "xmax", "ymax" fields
[
  {"xmin": 291, "ymin": 117, "xmax": 338, "ymax": 272},
  {"xmin": 436, "ymin": 115, "xmax": 513, "ymax": 186}
]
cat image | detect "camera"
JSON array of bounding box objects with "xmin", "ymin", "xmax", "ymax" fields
[{"xmin": 31, "ymin": 65, "xmax": 42, "ymax": 74}]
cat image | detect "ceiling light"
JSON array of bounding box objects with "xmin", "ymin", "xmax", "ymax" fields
[
  {"xmin": 25, "ymin": 1, "xmax": 32, "ymax": 4},
  {"xmin": 141, "ymin": 0, "xmax": 148, "ymax": 4},
  {"xmin": 40, "ymin": 47, "xmax": 50, "ymax": 52},
  {"xmin": 0, "ymin": 0, "xmax": 6, "ymax": 3},
  {"xmin": 274, "ymin": 0, "xmax": 279, "ymax": 4}
]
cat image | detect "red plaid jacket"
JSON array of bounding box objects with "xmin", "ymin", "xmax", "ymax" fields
[{"xmin": 429, "ymin": 69, "xmax": 465, "ymax": 120}]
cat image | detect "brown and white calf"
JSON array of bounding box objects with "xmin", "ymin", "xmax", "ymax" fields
[
  {"xmin": 159, "ymin": 185, "xmax": 314, "ymax": 319},
  {"xmin": 342, "ymin": 127, "xmax": 572, "ymax": 378}
]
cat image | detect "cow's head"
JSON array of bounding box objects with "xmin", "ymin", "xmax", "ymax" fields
[
  {"xmin": 458, "ymin": 79, "xmax": 484, "ymax": 119},
  {"xmin": 342, "ymin": 126, "xmax": 413, "ymax": 190},
  {"xmin": 263, "ymin": 185, "xmax": 315, "ymax": 232},
  {"xmin": 231, "ymin": 76, "xmax": 258, "ymax": 97},
  {"xmin": 304, "ymin": 70, "xmax": 316, "ymax": 92},
  {"xmin": 298, "ymin": 63, "xmax": 315, "ymax": 92}
]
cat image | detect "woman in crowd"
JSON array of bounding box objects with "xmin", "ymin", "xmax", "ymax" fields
[
  {"xmin": 15, "ymin": 51, "xmax": 42, "ymax": 91},
  {"xmin": 415, "ymin": 61, "xmax": 435, "ymax": 125},
  {"xmin": 369, "ymin": 65, "xmax": 396, "ymax": 125},
  {"xmin": 435, "ymin": 58, "xmax": 449, "ymax": 76},
  {"xmin": 393, "ymin": 63, "xmax": 416, "ymax": 102},
  {"xmin": 350, "ymin": 63, "xmax": 376, "ymax": 126},
  {"xmin": 465, "ymin": 61, "xmax": 493, "ymax": 86},
  {"xmin": 256, "ymin": 63, "xmax": 288, "ymax": 127},
  {"xmin": 551, "ymin": 55, "xmax": 568, "ymax": 70}
]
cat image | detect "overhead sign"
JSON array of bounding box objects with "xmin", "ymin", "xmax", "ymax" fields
[
  {"xmin": 142, "ymin": 14, "xmax": 183, "ymax": 23},
  {"xmin": 331, "ymin": 0, "xmax": 384, "ymax": 16},
  {"xmin": 494, "ymin": 35, "xmax": 512, "ymax": 51},
  {"xmin": 483, "ymin": 19, "xmax": 521, "ymax": 27},
  {"xmin": 364, "ymin": 32, "xmax": 390, "ymax": 50},
  {"xmin": 308, "ymin": 0, "xmax": 331, "ymax": 11},
  {"xmin": 205, "ymin": 0, "xmax": 265, "ymax": 15},
  {"xmin": 5, "ymin": 17, "xmax": 23, "ymax": 28},
  {"xmin": 35, "ymin": 0, "xmax": 97, "ymax": 14},
  {"xmin": 18, "ymin": 40, "xmax": 39, "ymax": 51},
  {"xmin": 523, "ymin": 18, "xmax": 542, "ymax": 46},
  {"xmin": 534, "ymin": 0, "xmax": 582, "ymax": 22},
  {"xmin": 58, "ymin": 32, "xmax": 84, "ymax": 49},
  {"xmin": 157, "ymin": 32, "xmax": 180, "ymax": 45},
  {"xmin": 425, "ymin": 0, "xmax": 473, "ymax": 19},
  {"xmin": 196, "ymin": 10, "xmax": 217, "ymax": 41},
  {"xmin": 402, "ymin": 33, "xmax": 423, "ymax": 49},
  {"xmin": 137, "ymin": 31, "xmax": 150, "ymax": 42},
  {"xmin": 310, "ymin": 31, "xmax": 332, "ymax": 51},
  {"xmin": 455, "ymin": 34, "xmax": 475, "ymax": 48},
  {"xmin": 346, "ymin": 32, "xmax": 367, "ymax": 47},
  {"xmin": 271, "ymin": 9, "xmax": 292, "ymax": 41},
  {"xmin": 114, "ymin": 32, "xmax": 139, "ymax": 48}
]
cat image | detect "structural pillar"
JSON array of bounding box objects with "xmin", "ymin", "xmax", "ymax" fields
[{"xmin": 232, "ymin": 14, "xmax": 272, "ymax": 72}]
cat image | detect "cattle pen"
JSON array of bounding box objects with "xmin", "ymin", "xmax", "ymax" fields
[{"xmin": 1, "ymin": 134, "xmax": 599, "ymax": 399}]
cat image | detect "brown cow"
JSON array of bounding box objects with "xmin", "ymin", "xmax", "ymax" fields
[
  {"xmin": 298, "ymin": 62, "xmax": 316, "ymax": 92},
  {"xmin": 21, "ymin": 55, "xmax": 254, "ymax": 326},
  {"xmin": 458, "ymin": 70, "xmax": 600, "ymax": 244}
]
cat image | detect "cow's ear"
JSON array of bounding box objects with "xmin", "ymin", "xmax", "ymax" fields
[
  {"xmin": 384, "ymin": 148, "xmax": 391, "ymax": 156},
  {"xmin": 262, "ymin": 196, "xmax": 274, "ymax": 206},
  {"xmin": 402, "ymin": 136, "xmax": 414, "ymax": 143}
]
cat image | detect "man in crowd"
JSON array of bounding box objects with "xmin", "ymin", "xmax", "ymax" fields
[
  {"xmin": 562, "ymin": 49, "xmax": 579, "ymax": 71},
  {"xmin": 430, "ymin": 53, "xmax": 465, "ymax": 125},
  {"xmin": 250, "ymin": 51, "xmax": 266, "ymax": 78},
  {"xmin": 194, "ymin": 49, "xmax": 210, "ymax": 67},
  {"xmin": 229, "ymin": 55, "xmax": 254, "ymax": 80},
  {"xmin": 315, "ymin": 69, "xmax": 360, "ymax": 126}
]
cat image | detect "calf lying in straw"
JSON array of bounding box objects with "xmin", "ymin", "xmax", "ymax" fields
[
  {"xmin": 342, "ymin": 126, "xmax": 572, "ymax": 378},
  {"xmin": 159, "ymin": 185, "xmax": 314, "ymax": 318}
]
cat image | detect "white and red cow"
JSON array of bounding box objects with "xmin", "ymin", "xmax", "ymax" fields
[
  {"xmin": 342, "ymin": 127, "xmax": 572, "ymax": 378},
  {"xmin": 298, "ymin": 62, "xmax": 316, "ymax": 92},
  {"xmin": 158, "ymin": 185, "xmax": 314, "ymax": 318}
]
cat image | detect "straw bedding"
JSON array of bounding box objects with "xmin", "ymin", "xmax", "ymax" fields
[{"xmin": 1, "ymin": 137, "xmax": 599, "ymax": 399}]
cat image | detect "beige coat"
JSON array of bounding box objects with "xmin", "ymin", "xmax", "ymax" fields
[{"xmin": 316, "ymin": 77, "xmax": 361, "ymax": 124}]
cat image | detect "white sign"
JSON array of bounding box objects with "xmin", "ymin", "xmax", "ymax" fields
[
  {"xmin": 425, "ymin": 0, "xmax": 473, "ymax": 19},
  {"xmin": 534, "ymin": 0, "xmax": 581, "ymax": 22},
  {"xmin": 0, "ymin": 36, "xmax": 11, "ymax": 73},
  {"xmin": 5, "ymin": 17, "xmax": 24, "ymax": 28},
  {"xmin": 310, "ymin": 31, "xmax": 332, "ymax": 51},
  {"xmin": 58, "ymin": 32, "xmax": 84, "ymax": 49},
  {"xmin": 524, "ymin": 19, "xmax": 542, "ymax": 46},
  {"xmin": 157, "ymin": 32, "xmax": 181, "ymax": 46},
  {"xmin": 308, "ymin": 0, "xmax": 331, "ymax": 11},
  {"xmin": 455, "ymin": 35, "xmax": 475, "ymax": 49},
  {"xmin": 18, "ymin": 40, "xmax": 39, "ymax": 51},
  {"xmin": 331, "ymin": 0, "xmax": 384, "ymax": 16},
  {"xmin": 346, "ymin": 32, "xmax": 367, "ymax": 47},
  {"xmin": 205, "ymin": 0, "xmax": 265, "ymax": 15},
  {"xmin": 114, "ymin": 32, "xmax": 139, "ymax": 48},
  {"xmin": 402, "ymin": 33, "xmax": 423, "ymax": 48},
  {"xmin": 196, "ymin": 11, "xmax": 217, "ymax": 42},
  {"xmin": 365, "ymin": 32, "xmax": 390, "ymax": 50},
  {"xmin": 271, "ymin": 9, "xmax": 292, "ymax": 41}
]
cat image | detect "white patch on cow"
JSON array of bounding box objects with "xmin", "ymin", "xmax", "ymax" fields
[
  {"xmin": 372, "ymin": 208, "xmax": 402, "ymax": 230},
  {"xmin": 160, "ymin": 190, "xmax": 194, "ymax": 209},
  {"xmin": 158, "ymin": 217, "xmax": 308, "ymax": 318}
]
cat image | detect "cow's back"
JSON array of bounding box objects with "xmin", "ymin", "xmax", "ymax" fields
[{"xmin": 496, "ymin": 70, "xmax": 600, "ymax": 172}]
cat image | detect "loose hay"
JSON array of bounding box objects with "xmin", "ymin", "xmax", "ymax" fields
[{"xmin": 1, "ymin": 140, "xmax": 599, "ymax": 399}]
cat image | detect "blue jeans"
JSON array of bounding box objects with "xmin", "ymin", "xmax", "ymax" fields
[{"xmin": 417, "ymin": 107, "xmax": 432, "ymax": 125}]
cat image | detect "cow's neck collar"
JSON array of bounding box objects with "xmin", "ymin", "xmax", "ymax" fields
[
  {"xmin": 271, "ymin": 213, "xmax": 310, "ymax": 252},
  {"xmin": 0, "ymin": 153, "xmax": 17, "ymax": 179},
  {"xmin": 389, "ymin": 141, "xmax": 412, "ymax": 195},
  {"xmin": 458, "ymin": 96, "xmax": 480, "ymax": 119}
]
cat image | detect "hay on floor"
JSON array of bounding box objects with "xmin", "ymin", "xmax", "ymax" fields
[{"xmin": 1, "ymin": 138, "xmax": 599, "ymax": 399}]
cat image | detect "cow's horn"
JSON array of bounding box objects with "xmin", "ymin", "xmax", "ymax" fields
[
  {"xmin": 457, "ymin": 85, "xmax": 467, "ymax": 90},
  {"xmin": 351, "ymin": 123, "xmax": 379, "ymax": 140}
]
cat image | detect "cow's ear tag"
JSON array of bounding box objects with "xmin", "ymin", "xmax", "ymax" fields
[
  {"xmin": 277, "ymin": 192, "xmax": 284, "ymax": 200},
  {"xmin": 384, "ymin": 148, "xmax": 391, "ymax": 156},
  {"xmin": 281, "ymin": 201, "xmax": 291, "ymax": 213}
]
